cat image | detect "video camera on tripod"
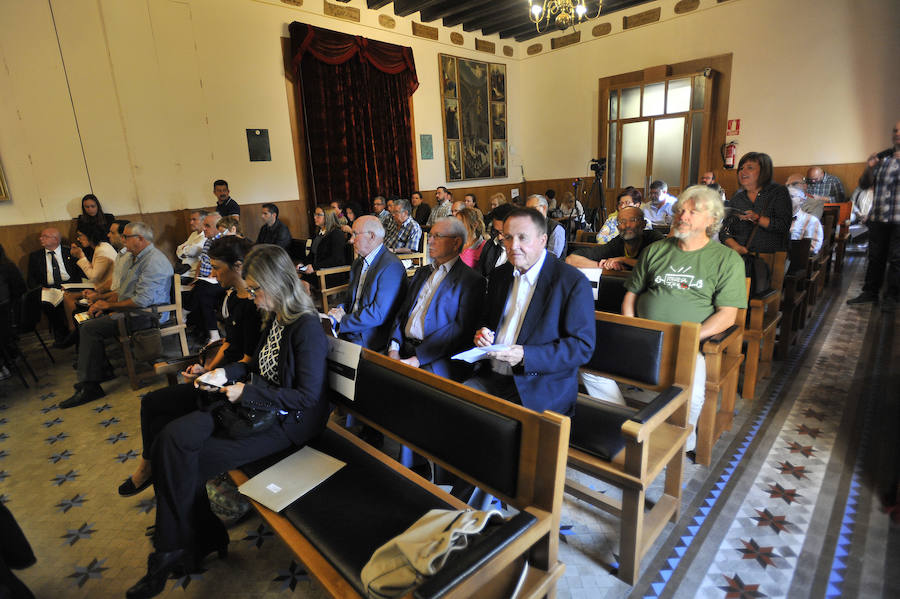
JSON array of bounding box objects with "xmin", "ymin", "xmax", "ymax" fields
[{"xmin": 589, "ymin": 157, "xmax": 607, "ymax": 175}]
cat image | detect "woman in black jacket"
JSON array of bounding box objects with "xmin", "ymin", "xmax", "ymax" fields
[
  {"xmin": 125, "ymin": 245, "xmax": 330, "ymax": 599},
  {"xmin": 298, "ymin": 206, "xmax": 350, "ymax": 288},
  {"xmin": 720, "ymin": 152, "xmax": 792, "ymax": 253}
]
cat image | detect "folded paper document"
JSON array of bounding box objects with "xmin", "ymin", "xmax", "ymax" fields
[{"xmin": 451, "ymin": 344, "xmax": 510, "ymax": 363}]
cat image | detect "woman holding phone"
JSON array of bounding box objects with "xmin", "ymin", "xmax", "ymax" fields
[{"xmin": 124, "ymin": 244, "xmax": 330, "ymax": 599}]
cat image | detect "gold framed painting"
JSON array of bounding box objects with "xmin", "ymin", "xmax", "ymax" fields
[
  {"xmin": 439, "ymin": 53, "xmax": 507, "ymax": 181},
  {"xmin": 0, "ymin": 157, "xmax": 9, "ymax": 201}
]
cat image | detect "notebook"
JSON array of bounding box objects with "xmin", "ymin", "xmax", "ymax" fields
[{"xmin": 238, "ymin": 445, "xmax": 346, "ymax": 513}]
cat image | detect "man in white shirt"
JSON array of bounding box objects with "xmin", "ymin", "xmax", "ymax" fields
[
  {"xmin": 789, "ymin": 192, "xmax": 824, "ymax": 254},
  {"xmin": 526, "ymin": 194, "xmax": 566, "ymax": 257},
  {"xmin": 176, "ymin": 210, "xmax": 207, "ymax": 278},
  {"xmin": 642, "ymin": 180, "xmax": 677, "ymax": 225},
  {"xmin": 388, "ymin": 217, "xmax": 484, "ymax": 380}
]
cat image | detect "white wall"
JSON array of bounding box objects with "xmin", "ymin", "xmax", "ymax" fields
[
  {"xmin": 1, "ymin": 0, "xmax": 897, "ymax": 226},
  {"xmin": 516, "ymin": 0, "xmax": 900, "ymax": 180},
  {"xmin": 0, "ymin": 0, "xmax": 520, "ymax": 225}
]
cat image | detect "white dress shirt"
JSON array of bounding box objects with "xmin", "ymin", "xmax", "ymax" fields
[
  {"xmin": 492, "ymin": 250, "xmax": 547, "ymax": 374},
  {"xmin": 45, "ymin": 246, "xmax": 71, "ymax": 284},
  {"xmin": 404, "ymin": 257, "xmax": 457, "ymax": 341}
]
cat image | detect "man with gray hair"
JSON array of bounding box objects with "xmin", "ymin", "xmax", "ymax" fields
[
  {"xmin": 388, "ymin": 217, "xmax": 485, "ymax": 380},
  {"xmin": 585, "ymin": 186, "xmax": 746, "ymax": 458},
  {"xmin": 328, "ymin": 215, "xmax": 407, "ymax": 350},
  {"xmin": 62, "ymin": 222, "xmax": 173, "ymax": 408},
  {"xmin": 526, "ymin": 194, "xmax": 566, "ymax": 257},
  {"xmin": 385, "ymin": 198, "xmax": 423, "ymax": 253},
  {"xmin": 175, "ymin": 209, "xmax": 208, "ymax": 277}
]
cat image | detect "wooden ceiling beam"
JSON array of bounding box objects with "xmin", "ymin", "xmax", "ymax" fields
[
  {"xmin": 443, "ymin": 0, "xmax": 519, "ymax": 28},
  {"xmin": 367, "ymin": 0, "xmax": 393, "ymax": 10},
  {"xmin": 393, "ymin": 0, "xmax": 445, "ymax": 18},
  {"xmin": 479, "ymin": 14, "xmax": 531, "ymax": 36},
  {"xmin": 420, "ymin": 0, "xmax": 482, "ymax": 22},
  {"xmin": 499, "ymin": 22, "xmax": 539, "ymax": 39}
]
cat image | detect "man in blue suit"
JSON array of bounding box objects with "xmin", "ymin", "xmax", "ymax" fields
[
  {"xmin": 328, "ymin": 215, "xmax": 406, "ymax": 351},
  {"xmin": 388, "ymin": 217, "xmax": 485, "ymax": 380},
  {"xmin": 465, "ymin": 208, "xmax": 595, "ymax": 416}
]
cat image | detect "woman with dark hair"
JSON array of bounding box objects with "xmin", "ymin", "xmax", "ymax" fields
[
  {"xmin": 75, "ymin": 194, "xmax": 115, "ymax": 239},
  {"xmin": 299, "ymin": 206, "xmax": 350, "ymax": 287},
  {"xmin": 720, "ymin": 152, "xmax": 792, "ymax": 253},
  {"xmin": 596, "ymin": 187, "xmax": 648, "ymax": 243},
  {"xmin": 119, "ymin": 236, "xmax": 262, "ymax": 499},
  {"xmin": 125, "ymin": 245, "xmax": 329, "ymax": 599},
  {"xmin": 340, "ymin": 201, "xmax": 363, "ymax": 234}
]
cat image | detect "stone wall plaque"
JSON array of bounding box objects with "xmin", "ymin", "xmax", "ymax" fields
[
  {"xmin": 323, "ymin": 1, "xmax": 359, "ymax": 22},
  {"xmin": 623, "ymin": 7, "xmax": 661, "ymax": 29},
  {"xmin": 450, "ymin": 32, "xmax": 464, "ymax": 45},
  {"xmin": 502, "ymin": 45, "xmax": 513, "ymax": 57},
  {"xmin": 674, "ymin": 0, "xmax": 700, "ymax": 14},
  {"xmin": 592, "ymin": 23, "xmax": 612, "ymax": 37},
  {"xmin": 378, "ymin": 14, "xmax": 396, "ymax": 29},
  {"xmin": 551, "ymin": 30, "xmax": 581, "ymax": 50},
  {"xmin": 475, "ymin": 39, "xmax": 496, "ymax": 54},
  {"xmin": 280, "ymin": 0, "xmax": 302, "ymax": 6},
  {"xmin": 412, "ymin": 22, "xmax": 439, "ymax": 40},
  {"xmin": 527, "ymin": 43, "xmax": 542, "ymax": 56}
]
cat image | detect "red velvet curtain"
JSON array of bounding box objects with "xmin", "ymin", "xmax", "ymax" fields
[{"xmin": 289, "ymin": 22, "xmax": 418, "ymax": 212}]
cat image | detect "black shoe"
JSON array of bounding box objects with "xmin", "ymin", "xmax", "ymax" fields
[
  {"xmin": 190, "ymin": 527, "xmax": 229, "ymax": 572},
  {"xmin": 126, "ymin": 550, "xmax": 188, "ymax": 599},
  {"xmin": 847, "ymin": 293, "xmax": 878, "ymax": 305},
  {"xmin": 75, "ymin": 369, "xmax": 115, "ymax": 390},
  {"xmin": 686, "ymin": 450, "xmax": 697, "ymax": 464},
  {"xmin": 53, "ymin": 329, "xmax": 79, "ymax": 349},
  {"xmin": 119, "ymin": 475, "xmax": 153, "ymax": 497},
  {"xmin": 60, "ymin": 384, "xmax": 105, "ymax": 409}
]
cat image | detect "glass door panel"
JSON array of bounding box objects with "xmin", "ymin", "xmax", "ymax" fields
[
  {"xmin": 651, "ymin": 117, "xmax": 685, "ymax": 187},
  {"xmin": 621, "ymin": 121, "xmax": 649, "ymax": 188}
]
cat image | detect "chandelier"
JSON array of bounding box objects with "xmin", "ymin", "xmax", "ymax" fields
[{"xmin": 528, "ymin": 1, "xmax": 602, "ymax": 32}]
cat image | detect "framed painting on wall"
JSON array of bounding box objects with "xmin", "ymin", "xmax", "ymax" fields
[
  {"xmin": 0, "ymin": 158, "xmax": 9, "ymax": 201},
  {"xmin": 439, "ymin": 54, "xmax": 507, "ymax": 181}
]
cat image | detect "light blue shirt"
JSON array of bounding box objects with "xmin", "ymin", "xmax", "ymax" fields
[{"xmin": 118, "ymin": 243, "xmax": 173, "ymax": 309}]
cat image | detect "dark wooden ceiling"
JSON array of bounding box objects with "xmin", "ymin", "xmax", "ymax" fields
[{"xmin": 365, "ymin": 0, "xmax": 656, "ymax": 42}]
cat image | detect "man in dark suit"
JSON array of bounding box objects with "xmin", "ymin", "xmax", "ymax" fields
[
  {"xmin": 465, "ymin": 208, "xmax": 595, "ymax": 416},
  {"xmin": 328, "ymin": 215, "xmax": 406, "ymax": 351},
  {"xmin": 388, "ymin": 217, "xmax": 485, "ymax": 380},
  {"xmin": 477, "ymin": 203, "xmax": 513, "ymax": 281},
  {"xmin": 27, "ymin": 227, "xmax": 83, "ymax": 342}
]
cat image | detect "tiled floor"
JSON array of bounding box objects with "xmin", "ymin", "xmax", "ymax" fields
[{"xmin": 0, "ymin": 254, "xmax": 897, "ymax": 598}]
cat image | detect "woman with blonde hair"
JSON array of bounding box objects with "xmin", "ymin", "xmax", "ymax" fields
[
  {"xmin": 216, "ymin": 215, "xmax": 242, "ymax": 237},
  {"xmin": 455, "ymin": 207, "xmax": 485, "ymax": 267}
]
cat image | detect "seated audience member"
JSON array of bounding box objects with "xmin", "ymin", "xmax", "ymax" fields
[
  {"xmin": 456, "ymin": 207, "xmax": 486, "ymax": 268},
  {"xmin": 450, "ymin": 199, "xmax": 466, "ymax": 217},
  {"xmin": 119, "ymin": 235, "xmax": 261, "ymax": 498},
  {"xmin": 596, "ymin": 187, "xmax": 649, "ymax": 244},
  {"xmin": 0, "ymin": 244, "xmax": 27, "ymax": 355},
  {"xmin": 57, "ymin": 223, "xmax": 118, "ymax": 347},
  {"xmin": 388, "ymin": 218, "xmax": 485, "ymax": 379},
  {"xmin": 61, "ymin": 222, "xmax": 173, "ymax": 409},
  {"xmin": 298, "ymin": 206, "xmax": 350, "ymax": 287},
  {"xmin": 427, "ymin": 187, "xmax": 453, "ymax": 227},
  {"xmin": 85, "ymin": 220, "xmax": 131, "ymax": 300},
  {"xmin": 585, "ymin": 186, "xmax": 745, "ymax": 457},
  {"xmin": 642, "ymin": 180, "xmax": 677, "ymax": 225},
  {"xmin": 372, "ymin": 195, "xmax": 397, "ymax": 241},
  {"xmin": 327, "ymin": 216, "xmax": 407, "ymax": 350},
  {"xmin": 477, "ymin": 203, "xmax": 514, "ymax": 280},
  {"xmin": 216, "ymin": 215, "xmax": 241, "ymax": 237},
  {"xmin": 339, "ymin": 202, "xmax": 362, "ymax": 235},
  {"xmin": 526, "ymin": 194, "xmax": 566, "ymax": 257},
  {"xmin": 789, "ymin": 191, "xmax": 824, "ymax": 254},
  {"xmin": 847, "ymin": 186, "xmax": 873, "ymax": 242},
  {"xmin": 722, "ymin": 152, "xmax": 792, "ymax": 254},
  {"xmin": 255, "ymin": 203, "xmax": 291, "ymax": 248},
  {"xmin": 464, "ymin": 193, "xmax": 484, "ymax": 223},
  {"xmin": 26, "ymin": 228, "xmax": 83, "ymax": 343},
  {"xmin": 566, "ymin": 207, "xmax": 665, "ymax": 270},
  {"xmin": 411, "ymin": 191, "xmax": 430, "ymax": 228},
  {"xmin": 489, "ymin": 192, "xmax": 507, "ymax": 211},
  {"xmin": 185, "ymin": 213, "xmax": 226, "ymax": 345},
  {"xmin": 213, "ymin": 179, "xmax": 240, "ymax": 219},
  {"xmin": 176, "ymin": 210, "xmax": 208, "ymax": 278},
  {"xmin": 124, "ymin": 245, "xmax": 329, "ymax": 599},
  {"xmin": 73, "ymin": 194, "xmax": 115, "ymax": 243},
  {"xmin": 544, "ymin": 189, "xmax": 558, "ymax": 213},
  {"xmin": 558, "ymin": 191, "xmax": 585, "ymax": 233},
  {"xmin": 464, "ymin": 208, "xmax": 595, "ymax": 416},
  {"xmin": 700, "ymin": 171, "xmax": 728, "ymax": 202},
  {"xmin": 785, "ymin": 173, "xmax": 827, "ymax": 220},
  {"xmin": 805, "ymin": 166, "xmax": 846, "ymax": 203},
  {"xmin": 330, "ymin": 200, "xmax": 349, "ymax": 227},
  {"xmin": 385, "ymin": 199, "xmax": 423, "ymax": 254}
]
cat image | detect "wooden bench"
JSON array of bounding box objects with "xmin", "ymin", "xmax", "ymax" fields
[
  {"xmin": 741, "ymin": 251, "xmax": 786, "ymax": 400},
  {"xmin": 569, "ymin": 312, "xmax": 700, "ymax": 584},
  {"xmin": 230, "ymin": 349, "xmax": 569, "ymax": 599},
  {"xmin": 778, "ymin": 239, "xmax": 811, "ymax": 360},
  {"xmin": 807, "ymin": 210, "xmax": 836, "ymax": 308}
]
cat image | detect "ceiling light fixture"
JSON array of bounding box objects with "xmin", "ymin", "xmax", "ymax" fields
[{"xmin": 527, "ymin": 1, "xmax": 602, "ymax": 33}]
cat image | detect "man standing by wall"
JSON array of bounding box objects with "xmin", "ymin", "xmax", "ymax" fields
[{"xmin": 213, "ymin": 179, "xmax": 240, "ymax": 219}]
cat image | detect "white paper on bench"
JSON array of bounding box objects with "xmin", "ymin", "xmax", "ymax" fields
[
  {"xmin": 41, "ymin": 288, "xmax": 64, "ymax": 307},
  {"xmin": 326, "ymin": 337, "xmax": 362, "ymax": 401},
  {"xmin": 451, "ymin": 344, "xmax": 510, "ymax": 363},
  {"xmin": 61, "ymin": 282, "xmax": 95, "ymax": 290},
  {"xmin": 238, "ymin": 445, "xmax": 346, "ymax": 513},
  {"xmin": 576, "ymin": 268, "xmax": 602, "ymax": 300}
]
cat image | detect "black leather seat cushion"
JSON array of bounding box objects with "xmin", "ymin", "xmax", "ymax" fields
[
  {"xmin": 596, "ymin": 276, "xmax": 627, "ymax": 314},
  {"xmin": 334, "ymin": 358, "xmax": 521, "ymax": 498},
  {"xmin": 588, "ymin": 320, "xmax": 663, "ymax": 386},
  {"xmin": 571, "ymin": 396, "xmax": 636, "ymax": 461}
]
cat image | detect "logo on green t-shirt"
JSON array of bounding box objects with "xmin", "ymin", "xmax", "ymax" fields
[{"xmin": 654, "ymin": 266, "xmax": 704, "ymax": 290}]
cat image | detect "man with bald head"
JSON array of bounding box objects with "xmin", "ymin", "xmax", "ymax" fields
[
  {"xmin": 786, "ymin": 173, "xmax": 826, "ymax": 220},
  {"xmin": 388, "ymin": 217, "xmax": 485, "ymax": 379},
  {"xmin": 805, "ymin": 166, "xmax": 846, "ymax": 203},
  {"xmin": 566, "ymin": 207, "xmax": 665, "ymax": 271},
  {"xmin": 328, "ymin": 215, "xmax": 407, "ymax": 350},
  {"xmin": 27, "ymin": 227, "xmax": 84, "ymax": 342},
  {"xmin": 700, "ymin": 171, "xmax": 727, "ymax": 202}
]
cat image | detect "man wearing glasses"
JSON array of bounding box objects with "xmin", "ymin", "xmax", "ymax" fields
[
  {"xmin": 805, "ymin": 166, "xmax": 846, "ymax": 204},
  {"xmin": 566, "ymin": 207, "xmax": 665, "ymax": 271}
]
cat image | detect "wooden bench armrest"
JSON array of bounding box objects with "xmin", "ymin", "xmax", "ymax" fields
[
  {"xmin": 702, "ymin": 325, "xmax": 739, "ymax": 353},
  {"xmin": 749, "ymin": 288, "xmax": 778, "ymax": 305},
  {"xmin": 621, "ymin": 385, "xmax": 686, "ymax": 444},
  {"xmin": 316, "ymin": 265, "xmax": 352, "ymax": 277},
  {"xmin": 154, "ymin": 356, "xmax": 198, "ymax": 375}
]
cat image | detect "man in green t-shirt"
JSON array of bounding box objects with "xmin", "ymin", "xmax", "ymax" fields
[{"xmin": 583, "ymin": 186, "xmax": 746, "ymax": 457}]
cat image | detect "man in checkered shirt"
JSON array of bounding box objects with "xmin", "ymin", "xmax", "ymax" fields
[
  {"xmin": 385, "ymin": 199, "xmax": 422, "ymax": 254},
  {"xmin": 805, "ymin": 166, "xmax": 846, "ymax": 203},
  {"xmin": 847, "ymin": 121, "xmax": 900, "ymax": 311}
]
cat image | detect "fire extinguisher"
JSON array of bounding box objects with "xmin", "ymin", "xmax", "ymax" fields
[{"xmin": 721, "ymin": 141, "xmax": 738, "ymax": 169}]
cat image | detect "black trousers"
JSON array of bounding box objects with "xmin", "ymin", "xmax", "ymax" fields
[
  {"xmin": 143, "ymin": 384, "xmax": 295, "ymax": 551},
  {"xmin": 463, "ymin": 367, "xmax": 522, "ymax": 404},
  {"xmin": 862, "ymin": 222, "xmax": 900, "ymax": 299},
  {"xmin": 184, "ymin": 280, "xmax": 225, "ymax": 332},
  {"xmin": 39, "ymin": 300, "xmax": 68, "ymax": 341}
]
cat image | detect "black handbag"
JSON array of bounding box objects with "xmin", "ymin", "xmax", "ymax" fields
[
  {"xmin": 125, "ymin": 311, "xmax": 162, "ymax": 363},
  {"xmin": 740, "ymin": 216, "xmax": 772, "ymax": 297},
  {"xmin": 196, "ymin": 376, "xmax": 279, "ymax": 439}
]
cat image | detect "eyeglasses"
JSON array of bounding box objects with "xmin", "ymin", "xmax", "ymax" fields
[
  {"xmin": 429, "ymin": 233, "xmax": 457, "ymax": 239},
  {"xmin": 123, "ymin": 234, "xmax": 141, "ymax": 239},
  {"xmin": 247, "ymin": 285, "xmax": 262, "ymax": 298}
]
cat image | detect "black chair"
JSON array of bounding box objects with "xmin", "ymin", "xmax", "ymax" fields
[
  {"xmin": 17, "ymin": 287, "xmax": 54, "ymax": 364},
  {"xmin": 0, "ymin": 299, "xmax": 37, "ymax": 387}
]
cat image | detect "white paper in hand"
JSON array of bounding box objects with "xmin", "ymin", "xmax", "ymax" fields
[
  {"xmin": 196, "ymin": 369, "xmax": 228, "ymax": 387},
  {"xmin": 451, "ymin": 344, "xmax": 510, "ymax": 363}
]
